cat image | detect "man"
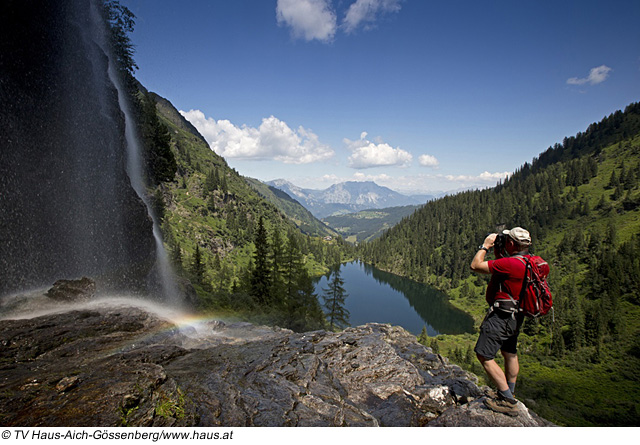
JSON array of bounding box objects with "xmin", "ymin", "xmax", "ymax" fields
[{"xmin": 470, "ymin": 226, "xmax": 533, "ymax": 416}]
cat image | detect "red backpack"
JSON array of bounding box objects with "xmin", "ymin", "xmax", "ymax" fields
[{"xmin": 515, "ymin": 255, "xmax": 553, "ymax": 318}]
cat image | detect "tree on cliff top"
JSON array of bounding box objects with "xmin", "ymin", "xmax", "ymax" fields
[{"xmin": 102, "ymin": 0, "xmax": 137, "ymax": 80}]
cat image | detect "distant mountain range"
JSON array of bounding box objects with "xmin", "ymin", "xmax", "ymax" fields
[
  {"xmin": 266, "ymin": 180, "xmax": 433, "ymax": 218},
  {"xmin": 244, "ymin": 177, "xmax": 338, "ymax": 238}
]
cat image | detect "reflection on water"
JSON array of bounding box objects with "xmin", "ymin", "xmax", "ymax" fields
[{"xmin": 315, "ymin": 261, "xmax": 475, "ymax": 336}]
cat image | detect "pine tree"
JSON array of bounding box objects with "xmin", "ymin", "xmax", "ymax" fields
[
  {"xmin": 102, "ymin": 0, "xmax": 137, "ymax": 79},
  {"xmin": 205, "ymin": 168, "xmax": 218, "ymax": 193},
  {"xmin": 191, "ymin": 245, "xmax": 205, "ymax": 284},
  {"xmin": 170, "ymin": 243, "xmax": 182, "ymax": 271},
  {"xmin": 464, "ymin": 345, "xmax": 474, "ymax": 365},
  {"xmin": 551, "ymin": 322, "xmax": 566, "ymax": 358},
  {"xmin": 206, "ymin": 194, "xmax": 216, "ymax": 213},
  {"xmin": 608, "ymin": 169, "xmax": 619, "ymax": 189},
  {"xmin": 612, "ymin": 183, "xmax": 624, "ymax": 200},
  {"xmin": 250, "ymin": 216, "xmax": 271, "ymax": 305},
  {"xmin": 417, "ymin": 326, "xmax": 428, "ymax": 344},
  {"xmin": 264, "ymin": 232, "xmax": 325, "ymax": 332},
  {"xmin": 565, "ymin": 280, "xmax": 585, "ymax": 350},
  {"xmin": 220, "ymin": 173, "xmax": 228, "ymax": 194},
  {"xmin": 625, "ymin": 162, "xmax": 638, "ymax": 187},
  {"xmin": 283, "ymin": 233, "xmax": 303, "ymax": 299},
  {"xmin": 288, "ymin": 270, "xmax": 325, "ymax": 332},
  {"xmin": 139, "ymin": 92, "xmax": 177, "ymax": 184},
  {"xmin": 322, "ymin": 269, "xmax": 350, "ymax": 331},
  {"xmin": 269, "ymin": 227, "xmax": 286, "ymax": 303}
]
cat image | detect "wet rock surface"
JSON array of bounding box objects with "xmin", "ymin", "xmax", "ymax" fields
[
  {"xmin": 46, "ymin": 277, "xmax": 97, "ymax": 302},
  {"xmin": 0, "ymin": 303, "xmax": 552, "ymax": 427}
]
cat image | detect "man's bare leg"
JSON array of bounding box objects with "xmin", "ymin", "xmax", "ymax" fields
[
  {"xmin": 477, "ymin": 353, "xmax": 519, "ymax": 415},
  {"xmin": 502, "ymin": 351, "xmax": 519, "ymax": 393},
  {"xmin": 477, "ymin": 354, "xmax": 509, "ymax": 391}
]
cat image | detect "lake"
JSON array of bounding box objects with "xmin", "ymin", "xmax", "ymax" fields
[{"xmin": 314, "ymin": 261, "xmax": 475, "ymax": 336}]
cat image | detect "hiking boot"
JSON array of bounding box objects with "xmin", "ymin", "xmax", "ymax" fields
[
  {"xmin": 483, "ymin": 393, "xmax": 519, "ymax": 417},
  {"xmin": 484, "ymin": 388, "xmax": 498, "ymax": 399}
]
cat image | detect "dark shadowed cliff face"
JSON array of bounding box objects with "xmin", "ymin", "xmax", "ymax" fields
[
  {"xmin": 0, "ymin": 297, "xmax": 552, "ymax": 427},
  {"xmin": 0, "ymin": 0, "xmax": 155, "ymax": 295}
]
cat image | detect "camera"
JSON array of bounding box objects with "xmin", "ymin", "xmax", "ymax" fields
[
  {"xmin": 493, "ymin": 233, "xmax": 507, "ymax": 259},
  {"xmin": 492, "ymin": 223, "xmax": 507, "ymax": 258}
]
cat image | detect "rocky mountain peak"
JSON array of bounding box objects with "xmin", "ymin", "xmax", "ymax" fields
[{"xmin": 266, "ymin": 180, "xmax": 426, "ymax": 218}]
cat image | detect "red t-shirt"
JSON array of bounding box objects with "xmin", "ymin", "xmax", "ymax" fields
[{"xmin": 486, "ymin": 256, "xmax": 527, "ymax": 305}]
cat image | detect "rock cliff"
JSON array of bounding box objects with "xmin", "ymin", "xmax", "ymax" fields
[
  {"xmin": 0, "ymin": 0, "xmax": 156, "ymax": 295},
  {"xmin": 0, "ymin": 296, "xmax": 551, "ymax": 427}
]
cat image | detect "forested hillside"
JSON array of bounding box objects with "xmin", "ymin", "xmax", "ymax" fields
[
  {"xmin": 360, "ymin": 102, "xmax": 640, "ymax": 426},
  {"xmin": 138, "ymin": 91, "xmax": 352, "ymax": 330},
  {"xmin": 103, "ymin": 1, "xmax": 352, "ymax": 331},
  {"xmin": 244, "ymin": 177, "xmax": 339, "ymax": 239}
]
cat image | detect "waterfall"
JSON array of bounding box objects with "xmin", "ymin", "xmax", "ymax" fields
[
  {"xmin": 0, "ymin": 0, "xmax": 181, "ymax": 300},
  {"xmin": 89, "ymin": 1, "xmax": 179, "ymax": 304}
]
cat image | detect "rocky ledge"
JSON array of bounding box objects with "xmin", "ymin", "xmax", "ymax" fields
[{"xmin": 0, "ymin": 300, "xmax": 552, "ymax": 427}]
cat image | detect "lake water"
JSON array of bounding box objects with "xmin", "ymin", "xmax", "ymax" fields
[{"xmin": 314, "ymin": 261, "xmax": 475, "ymax": 336}]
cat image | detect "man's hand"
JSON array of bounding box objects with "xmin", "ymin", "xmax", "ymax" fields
[
  {"xmin": 471, "ymin": 233, "xmax": 496, "ymax": 274},
  {"xmin": 483, "ymin": 233, "xmax": 497, "ymax": 250}
]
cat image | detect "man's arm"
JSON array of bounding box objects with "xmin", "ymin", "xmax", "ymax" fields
[{"xmin": 470, "ymin": 233, "xmax": 496, "ymax": 274}]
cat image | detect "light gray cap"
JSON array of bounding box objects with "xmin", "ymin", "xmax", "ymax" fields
[{"xmin": 503, "ymin": 227, "xmax": 532, "ymax": 245}]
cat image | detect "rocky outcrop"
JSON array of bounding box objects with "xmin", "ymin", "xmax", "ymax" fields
[
  {"xmin": 0, "ymin": 300, "xmax": 552, "ymax": 427},
  {"xmin": 46, "ymin": 278, "xmax": 97, "ymax": 302}
]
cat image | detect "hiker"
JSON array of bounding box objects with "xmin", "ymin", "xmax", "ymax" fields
[{"xmin": 470, "ymin": 227, "xmax": 533, "ymax": 416}]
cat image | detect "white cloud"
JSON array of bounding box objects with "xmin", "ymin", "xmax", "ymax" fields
[
  {"xmin": 276, "ymin": 0, "xmax": 337, "ymax": 42},
  {"xmin": 343, "ymin": 0, "xmax": 402, "ymax": 33},
  {"xmin": 418, "ymin": 154, "xmax": 439, "ymax": 168},
  {"xmin": 180, "ymin": 109, "xmax": 334, "ymax": 164},
  {"xmin": 479, "ymin": 171, "xmax": 511, "ymax": 181},
  {"xmin": 444, "ymin": 171, "xmax": 511, "ymax": 183},
  {"xmin": 360, "ymin": 171, "xmax": 510, "ymax": 192},
  {"xmin": 567, "ymin": 65, "xmax": 612, "ymax": 86},
  {"xmin": 276, "ymin": 0, "xmax": 402, "ymax": 42},
  {"xmin": 383, "ymin": 171, "xmax": 511, "ymax": 194},
  {"xmin": 344, "ymin": 131, "xmax": 413, "ymax": 169}
]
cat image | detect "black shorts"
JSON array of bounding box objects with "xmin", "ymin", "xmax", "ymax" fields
[{"xmin": 474, "ymin": 309, "xmax": 524, "ymax": 360}]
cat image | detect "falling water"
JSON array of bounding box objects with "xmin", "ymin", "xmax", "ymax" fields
[
  {"xmin": 0, "ymin": 0, "xmax": 181, "ymax": 302},
  {"xmin": 89, "ymin": 1, "xmax": 179, "ymax": 303}
]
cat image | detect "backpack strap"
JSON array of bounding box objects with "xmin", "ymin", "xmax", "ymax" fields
[
  {"xmin": 512, "ymin": 254, "xmax": 529, "ymax": 265},
  {"xmin": 515, "ymin": 255, "xmax": 531, "ymax": 299}
]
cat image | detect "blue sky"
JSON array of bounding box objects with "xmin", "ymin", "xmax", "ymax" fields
[{"xmin": 123, "ymin": 0, "xmax": 640, "ymax": 194}]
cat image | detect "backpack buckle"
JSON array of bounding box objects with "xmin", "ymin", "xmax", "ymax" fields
[{"xmin": 493, "ymin": 299, "xmax": 519, "ymax": 317}]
